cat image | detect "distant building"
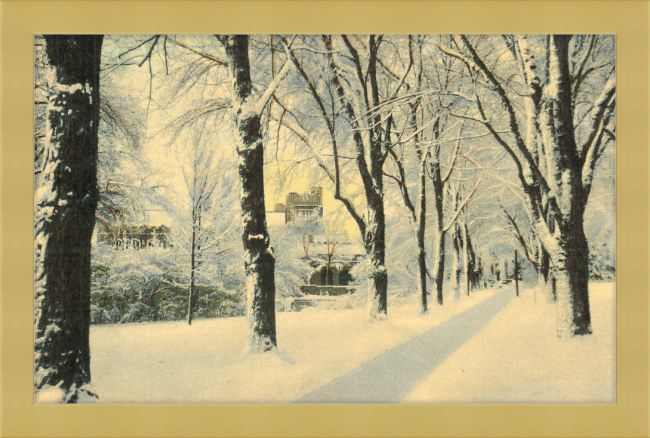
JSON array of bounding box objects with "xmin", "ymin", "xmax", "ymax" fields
[
  {"xmin": 96, "ymin": 224, "xmax": 172, "ymax": 250},
  {"xmin": 269, "ymin": 187, "xmax": 323, "ymax": 224}
]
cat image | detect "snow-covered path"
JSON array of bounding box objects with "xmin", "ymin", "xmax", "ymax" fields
[
  {"xmin": 91, "ymin": 288, "xmax": 503, "ymax": 403},
  {"xmin": 89, "ymin": 284, "xmax": 613, "ymax": 403},
  {"xmin": 402, "ymin": 282, "xmax": 615, "ymax": 403},
  {"xmin": 295, "ymin": 288, "xmax": 515, "ymax": 403}
]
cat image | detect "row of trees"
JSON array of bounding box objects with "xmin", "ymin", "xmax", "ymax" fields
[{"xmin": 34, "ymin": 34, "xmax": 615, "ymax": 402}]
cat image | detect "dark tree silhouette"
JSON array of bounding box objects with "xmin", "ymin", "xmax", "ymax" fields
[{"xmin": 34, "ymin": 35, "xmax": 104, "ymax": 402}]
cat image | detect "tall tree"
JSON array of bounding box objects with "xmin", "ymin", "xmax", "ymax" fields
[
  {"xmin": 440, "ymin": 34, "xmax": 615, "ymax": 335},
  {"xmin": 276, "ymin": 35, "xmax": 402, "ymax": 319},
  {"xmin": 176, "ymin": 131, "xmax": 224, "ymax": 325},
  {"xmin": 34, "ymin": 35, "xmax": 104, "ymax": 402},
  {"xmin": 383, "ymin": 36, "xmax": 432, "ymax": 313},
  {"xmin": 222, "ymin": 35, "xmax": 291, "ymax": 351},
  {"xmin": 324, "ymin": 35, "xmax": 390, "ymax": 319}
]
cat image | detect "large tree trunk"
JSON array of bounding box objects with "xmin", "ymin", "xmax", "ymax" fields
[
  {"xmin": 224, "ymin": 35, "xmax": 277, "ymax": 352},
  {"xmin": 365, "ymin": 196, "xmax": 388, "ymax": 319},
  {"xmin": 431, "ymin": 155, "xmax": 445, "ymax": 305},
  {"xmin": 365, "ymin": 36, "xmax": 389, "ymax": 320},
  {"xmin": 34, "ymin": 35, "xmax": 103, "ymax": 403},
  {"xmin": 547, "ymin": 214, "xmax": 591, "ymax": 335},
  {"xmin": 461, "ymin": 223, "xmax": 471, "ymax": 296},
  {"xmin": 416, "ymin": 122, "xmax": 429, "ymax": 313},
  {"xmin": 538, "ymin": 35, "xmax": 592, "ymax": 335},
  {"xmin": 450, "ymin": 34, "xmax": 613, "ymax": 336},
  {"xmin": 463, "ymin": 223, "xmax": 476, "ymax": 295},
  {"xmin": 451, "ymin": 224, "xmax": 463, "ymax": 306},
  {"xmin": 416, "ymin": 203, "xmax": 428, "ymax": 313},
  {"xmin": 538, "ymin": 244, "xmax": 556, "ymax": 302},
  {"xmin": 433, "ymin": 229, "xmax": 446, "ymax": 305},
  {"xmin": 323, "ymin": 35, "xmax": 388, "ymax": 320}
]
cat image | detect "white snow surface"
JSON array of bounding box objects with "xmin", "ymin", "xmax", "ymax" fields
[
  {"xmin": 34, "ymin": 383, "xmax": 66, "ymax": 404},
  {"xmin": 403, "ymin": 282, "xmax": 615, "ymax": 403},
  {"xmin": 89, "ymin": 283, "xmax": 615, "ymax": 403},
  {"xmin": 90, "ymin": 289, "xmax": 498, "ymax": 403}
]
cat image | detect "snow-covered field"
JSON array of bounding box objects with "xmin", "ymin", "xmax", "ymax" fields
[
  {"xmin": 89, "ymin": 283, "xmax": 615, "ymax": 403},
  {"xmin": 90, "ymin": 288, "xmax": 499, "ymax": 403},
  {"xmin": 403, "ymin": 282, "xmax": 615, "ymax": 403}
]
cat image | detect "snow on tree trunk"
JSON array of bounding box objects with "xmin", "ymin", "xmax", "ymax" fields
[
  {"xmin": 433, "ymin": 229, "xmax": 446, "ymax": 306},
  {"xmin": 224, "ymin": 35, "xmax": 277, "ymax": 352},
  {"xmin": 538, "ymin": 36, "xmax": 593, "ymax": 336},
  {"xmin": 431, "ymin": 156, "xmax": 445, "ymax": 305},
  {"xmin": 34, "ymin": 35, "xmax": 103, "ymax": 403},
  {"xmin": 323, "ymin": 35, "xmax": 388, "ymax": 320},
  {"xmin": 448, "ymin": 35, "xmax": 615, "ymax": 336},
  {"xmin": 537, "ymin": 245, "xmax": 555, "ymax": 303},
  {"xmin": 451, "ymin": 224, "xmax": 463, "ymax": 306},
  {"xmin": 364, "ymin": 37, "xmax": 389, "ymax": 321},
  {"xmin": 365, "ymin": 206, "xmax": 388, "ymax": 320},
  {"xmin": 461, "ymin": 223, "xmax": 470, "ymax": 297},
  {"xmin": 416, "ymin": 124, "xmax": 429, "ymax": 314},
  {"xmin": 545, "ymin": 217, "xmax": 591, "ymax": 335},
  {"xmin": 416, "ymin": 225, "xmax": 427, "ymax": 314},
  {"xmin": 536, "ymin": 256, "xmax": 547, "ymax": 292}
]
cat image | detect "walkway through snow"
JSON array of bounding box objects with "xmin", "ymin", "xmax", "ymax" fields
[
  {"xmin": 90, "ymin": 288, "xmax": 503, "ymax": 403},
  {"xmin": 295, "ymin": 288, "xmax": 514, "ymax": 403}
]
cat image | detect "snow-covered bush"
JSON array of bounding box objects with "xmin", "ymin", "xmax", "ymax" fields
[
  {"xmin": 270, "ymin": 216, "xmax": 325, "ymax": 299},
  {"xmin": 90, "ymin": 305, "xmax": 112, "ymax": 324},
  {"xmin": 588, "ymin": 222, "xmax": 615, "ymax": 281},
  {"xmin": 121, "ymin": 302, "xmax": 154, "ymax": 323},
  {"xmin": 90, "ymin": 247, "xmax": 245, "ymax": 324}
]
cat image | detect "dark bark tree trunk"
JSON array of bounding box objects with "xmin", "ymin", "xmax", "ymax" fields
[
  {"xmin": 390, "ymin": 99, "xmax": 430, "ymax": 314},
  {"xmin": 539, "ymin": 245, "xmax": 556, "ymax": 302},
  {"xmin": 224, "ymin": 35, "xmax": 277, "ymax": 352},
  {"xmin": 431, "ymin": 150, "xmax": 446, "ymax": 305},
  {"xmin": 538, "ymin": 36, "xmax": 593, "ymax": 335},
  {"xmin": 34, "ymin": 35, "xmax": 103, "ymax": 403},
  {"xmin": 433, "ymin": 230, "xmax": 446, "ymax": 305},
  {"xmin": 446, "ymin": 35, "xmax": 614, "ymax": 336},
  {"xmin": 415, "ymin": 113, "xmax": 429, "ymax": 314},
  {"xmin": 365, "ymin": 194, "xmax": 388, "ymax": 318},
  {"xmin": 427, "ymin": 123, "xmax": 465, "ymax": 306},
  {"xmin": 323, "ymin": 35, "xmax": 388, "ymax": 320},
  {"xmin": 514, "ymin": 250, "xmax": 520, "ymax": 297},
  {"xmin": 451, "ymin": 222, "xmax": 464, "ymax": 306},
  {"xmin": 550, "ymin": 214, "xmax": 591, "ymax": 334},
  {"xmin": 463, "ymin": 223, "xmax": 474, "ymax": 295},
  {"xmin": 416, "ymin": 198, "xmax": 428, "ymax": 313},
  {"xmin": 363, "ymin": 36, "xmax": 388, "ymax": 320}
]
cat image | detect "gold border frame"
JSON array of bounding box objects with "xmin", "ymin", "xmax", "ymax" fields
[{"xmin": 2, "ymin": 1, "xmax": 647, "ymax": 436}]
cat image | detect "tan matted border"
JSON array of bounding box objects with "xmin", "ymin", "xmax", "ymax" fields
[{"xmin": 2, "ymin": 1, "xmax": 647, "ymax": 437}]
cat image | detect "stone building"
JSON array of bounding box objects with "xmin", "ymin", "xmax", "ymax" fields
[
  {"xmin": 96, "ymin": 224, "xmax": 172, "ymax": 250},
  {"xmin": 270, "ymin": 187, "xmax": 323, "ymax": 224}
]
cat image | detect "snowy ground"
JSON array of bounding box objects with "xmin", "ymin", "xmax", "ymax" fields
[
  {"xmin": 89, "ymin": 283, "xmax": 615, "ymax": 403},
  {"xmin": 90, "ymin": 288, "xmax": 500, "ymax": 403},
  {"xmin": 402, "ymin": 282, "xmax": 615, "ymax": 403}
]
